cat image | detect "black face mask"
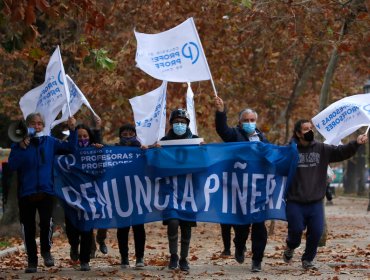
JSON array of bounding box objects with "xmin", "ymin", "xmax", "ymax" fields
[{"xmin": 303, "ymin": 130, "xmax": 314, "ymax": 142}]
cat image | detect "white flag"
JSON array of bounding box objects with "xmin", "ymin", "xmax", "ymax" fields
[
  {"xmin": 312, "ymin": 93, "xmax": 370, "ymax": 145},
  {"xmin": 51, "ymin": 75, "xmax": 98, "ymax": 128},
  {"xmin": 19, "ymin": 46, "xmax": 70, "ymax": 135},
  {"xmin": 135, "ymin": 18, "xmax": 211, "ymax": 82},
  {"xmin": 129, "ymin": 81, "xmax": 167, "ymax": 145},
  {"xmin": 186, "ymin": 82, "xmax": 198, "ymax": 135}
]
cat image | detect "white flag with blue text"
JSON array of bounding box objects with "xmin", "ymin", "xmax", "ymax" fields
[
  {"xmin": 135, "ymin": 18, "xmax": 211, "ymax": 82},
  {"xmin": 186, "ymin": 83, "xmax": 198, "ymax": 135},
  {"xmin": 129, "ymin": 81, "xmax": 167, "ymax": 145},
  {"xmin": 51, "ymin": 75, "xmax": 98, "ymax": 128},
  {"xmin": 19, "ymin": 46, "xmax": 70, "ymax": 135},
  {"xmin": 312, "ymin": 93, "xmax": 370, "ymax": 145}
]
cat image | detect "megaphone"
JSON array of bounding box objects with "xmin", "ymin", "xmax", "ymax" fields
[{"xmin": 8, "ymin": 120, "xmax": 36, "ymax": 143}]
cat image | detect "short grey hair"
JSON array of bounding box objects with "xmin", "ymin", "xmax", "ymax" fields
[
  {"xmin": 238, "ymin": 108, "xmax": 258, "ymax": 121},
  {"xmin": 25, "ymin": 112, "xmax": 45, "ymax": 126}
]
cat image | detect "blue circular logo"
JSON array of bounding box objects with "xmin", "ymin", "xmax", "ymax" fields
[
  {"xmin": 58, "ymin": 70, "xmax": 64, "ymax": 85},
  {"xmin": 362, "ymin": 104, "xmax": 370, "ymax": 113},
  {"xmin": 182, "ymin": 42, "xmax": 200, "ymax": 64}
]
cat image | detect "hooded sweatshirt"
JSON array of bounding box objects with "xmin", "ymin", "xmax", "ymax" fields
[{"xmin": 286, "ymin": 139, "xmax": 359, "ymax": 203}]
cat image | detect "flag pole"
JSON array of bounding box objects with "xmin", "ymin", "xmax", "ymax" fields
[
  {"xmin": 365, "ymin": 124, "xmax": 370, "ymax": 135},
  {"xmin": 190, "ymin": 18, "xmax": 218, "ymax": 97},
  {"xmin": 57, "ymin": 46, "xmax": 72, "ymax": 116}
]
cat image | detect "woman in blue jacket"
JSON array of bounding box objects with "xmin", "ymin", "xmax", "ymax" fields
[
  {"xmin": 65, "ymin": 123, "xmax": 103, "ymax": 271},
  {"xmin": 8, "ymin": 113, "xmax": 77, "ymax": 273}
]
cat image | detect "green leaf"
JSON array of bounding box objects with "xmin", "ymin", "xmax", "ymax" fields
[
  {"xmin": 327, "ymin": 26, "xmax": 333, "ymax": 36},
  {"xmin": 90, "ymin": 48, "xmax": 117, "ymax": 70},
  {"xmin": 241, "ymin": 0, "xmax": 253, "ymax": 9}
]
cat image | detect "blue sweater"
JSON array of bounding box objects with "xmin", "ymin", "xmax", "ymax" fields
[{"xmin": 8, "ymin": 130, "xmax": 77, "ymax": 198}]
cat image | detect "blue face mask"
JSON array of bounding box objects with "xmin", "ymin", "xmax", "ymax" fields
[
  {"xmin": 242, "ymin": 122, "xmax": 256, "ymax": 134},
  {"xmin": 173, "ymin": 123, "xmax": 187, "ymax": 136}
]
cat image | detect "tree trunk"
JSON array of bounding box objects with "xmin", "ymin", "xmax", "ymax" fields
[
  {"xmin": 273, "ymin": 45, "xmax": 317, "ymax": 144},
  {"xmin": 344, "ymin": 159, "xmax": 357, "ymax": 193},
  {"xmin": 0, "ymin": 167, "xmax": 19, "ymax": 226},
  {"xmin": 356, "ymin": 143, "xmax": 366, "ymax": 196}
]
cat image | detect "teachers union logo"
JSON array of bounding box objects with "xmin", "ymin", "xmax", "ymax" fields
[
  {"xmin": 362, "ymin": 104, "xmax": 370, "ymax": 113},
  {"xmin": 58, "ymin": 70, "xmax": 64, "ymax": 85},
  {"xmin": 57, "ymin": 154, "xmax": 76, "ymax": 173},
  {"xmin": 182, "ymin": 42, "xmax": 199, "ymax": 64}
]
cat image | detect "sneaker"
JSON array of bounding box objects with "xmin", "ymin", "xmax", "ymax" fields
[
  {"xmin": 179, "ymin": 258, "xmax": 189, "ymax": 271},
  {"xmin": 135, "ymin": 257, "xmax": 145, "ymax": 268},
  {"xmin": 25, "ymin": 262, "xmax": 37, "ymax": 273},
  {"xmin": 80, "ymin": 262, "xmax": 91, "ymax": 271},
  {"xmin": 221, "ymin": 249, "xmax": 231, "ymax": 256},
  {"xmin": 251, "ymin": 260, "xmax": 262, "ymax": 272},
  {"xmin": 70, "ymin": 246, "xmax": 79, "ymax": 262},
  {"xmin": 121, "ymin": 257, "xmax": 130, "ymax": 269},
  {"xmin": 99, "ymin": 242, "xmax": 108, "ymax": 254},
  {"xmin": 283, "ymin": 247, "xmax": 294, "ymax": 263},
  {"xmin": 234, "ymin": 247, "xmax": 245, "ymax": 264},
  {"xmin": 302, "ymin": 260, "xmax": 315, "ymax": 269},
  {"xmin": 41, "ymin": 252, "xmax": 55, "ymax": 267},
  {"xmin": 168, "ymin": 254, "xmax": 179, "ymax": 269}
]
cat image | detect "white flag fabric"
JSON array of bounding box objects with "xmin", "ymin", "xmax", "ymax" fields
[
  {"xmin": 129, "ymin": 81, "xmax": 167, "ymax": 145},
  {"xmin": 186, "ymin": 82, "xmax": 198, "ymax": 135},
  {"xmin": 135, "ymin": 18, "xmax": 211, "ymax": 82},
  {"xmin": 312, "ymin": 93, "xmax": 370, "ymax": 145},
  {"xmin": 19, "ymin": 46, "xmax": 70, "ymax": 135},
  {"xmin": 51, "ymin": 75, "xmax": 98, "ymax": 128}
]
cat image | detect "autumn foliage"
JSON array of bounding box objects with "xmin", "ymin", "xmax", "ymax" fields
[{"xmin": 0, "ymin": 0, "xmax": 369, "ymax": 143}]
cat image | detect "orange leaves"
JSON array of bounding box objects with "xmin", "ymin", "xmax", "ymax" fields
[{"xmin": 25, "ymin": 2, "xmax": 36, "ymax": 25}]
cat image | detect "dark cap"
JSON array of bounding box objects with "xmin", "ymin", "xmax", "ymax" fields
[
  {"xmin": 119, "ymin": 124, "xmax": 136, "ymax": 136},
  {"xmin": 169, "ymin": 108, "xmax": 190, "ymax": 124}
]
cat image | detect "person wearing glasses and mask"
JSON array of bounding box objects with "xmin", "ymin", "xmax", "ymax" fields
[
  {"xmin": 8, "ymin": 113, "xmax": 77, "ymax": 273},
  {"xmin": 214, "ymin": 96, "xmax": 268, "ymax": 273}
]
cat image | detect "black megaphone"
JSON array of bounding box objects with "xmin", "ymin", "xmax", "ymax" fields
[{"xmin": 8, "ymin": 120, "xmax": 36, "ymax": 143}]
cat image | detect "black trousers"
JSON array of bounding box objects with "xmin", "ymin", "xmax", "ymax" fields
[
  {"xmin": 167, "ymin": 219, "xmax": 191, "ymax": 259},
  {"xmin": 220, "ymin": 224, "xmax": 237, "ymax": 251},
  {"xmin": 19, "ymin": 194, "xmax": 54, "ymax": 264},
  {"xmin": 117, "ymin": 224, "xmax": 146, "ymax": 259},
  {"xmin": 91, "ymin": 228, "xmax": 108, "ymax": 252},
  {"xmin": 234, "ymin": 222, "xmax": 267, "ymax": 262},
  {"xmin": 65, "ymin": 218, "xmax": 93, "ymax": 263}
]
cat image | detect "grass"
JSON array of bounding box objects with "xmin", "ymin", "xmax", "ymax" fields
[{"xmin": 0, "ymin": 240, "xmax": 11, "ymax": 249}]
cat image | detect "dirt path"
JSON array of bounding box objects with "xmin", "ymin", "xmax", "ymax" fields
[{"xmin": 0, "ymin": 196, "xmax": 369, "ymax": 280}]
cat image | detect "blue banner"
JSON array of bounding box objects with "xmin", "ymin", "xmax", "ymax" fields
[{"xmin": 54, "ymin": 142, "xmax": 298, "ymax": 231}]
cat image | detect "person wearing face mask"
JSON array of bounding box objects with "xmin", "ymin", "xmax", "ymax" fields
[
  {"xmin": 8, "ymin": 113, "xmax": 77, "ymax": 273},
  {"xmin": 158, "ymin": 108, "xmax": 200, "ymax": 271},
  {"xmin": 64, "ymin": 123, "xmax": 103, "ymax": 271},
  {"xmin": 79, "ymin": 116, "xmax": 111, "ymax": 259},
  {"xmin": 115, "ymin": 124, "xmax": 146, "ymax": 269},
  {"xmin": 214, "ymin": 96, "xmax": 268, "ymax": 273},
  {"xmin": 283, "ymin": 119, "xmax": 368, "ymax": 270}
]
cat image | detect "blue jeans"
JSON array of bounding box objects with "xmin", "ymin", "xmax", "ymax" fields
[{"xmin": 286, "ymin": 200, "xmax": 324, "ymax": 262}]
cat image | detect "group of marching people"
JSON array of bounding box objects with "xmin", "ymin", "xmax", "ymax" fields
[{"xmin": 7, "ymin": 95, "xmax": 368, "ymax": 274}]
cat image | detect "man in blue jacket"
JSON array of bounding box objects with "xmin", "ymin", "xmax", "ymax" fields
[
  {"xmin": 8, "ymin": 112, "xmax": 77, "ymax": 273},
  {"xmin": 215, "ymin": 96, "xmax": 268, "ymax": 273}
]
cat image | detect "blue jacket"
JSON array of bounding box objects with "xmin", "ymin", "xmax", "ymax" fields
[
  {"xmin": 8, "ymin": 130, "xmax": 77, "ymax": 198},
  {"xmin": 215, "ymin": 110, "xmax": 268, "ymax": 143}
]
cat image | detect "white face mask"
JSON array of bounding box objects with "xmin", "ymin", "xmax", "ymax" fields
[{"xmin": 35, "ymin": 131, "xmax": 45, "ymax": 137}]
